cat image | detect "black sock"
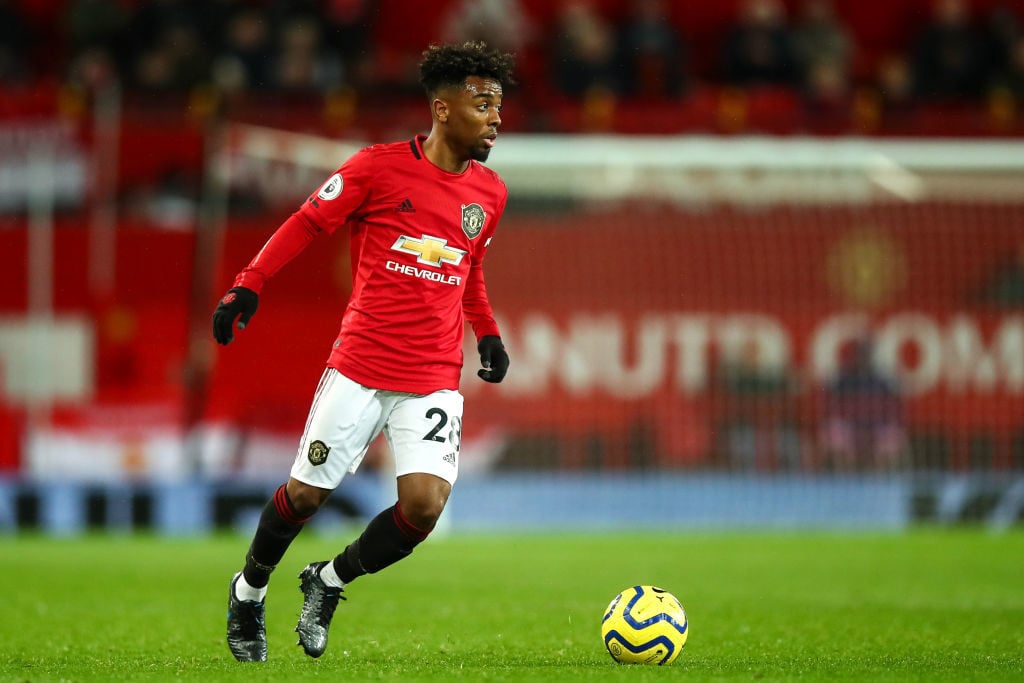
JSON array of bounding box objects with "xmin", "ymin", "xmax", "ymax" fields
[
  {"xmin": 332, "ymin": 503, "xmax": 431, "ymax": 584},
  {"xmin": 242, "ymin": 484, "xmax": 310, "ymax": 588}
]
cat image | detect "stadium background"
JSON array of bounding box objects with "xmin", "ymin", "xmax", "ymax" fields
[{"xmin": 2, "ymin": 0, "xmax": 1024, "ymax": 533}]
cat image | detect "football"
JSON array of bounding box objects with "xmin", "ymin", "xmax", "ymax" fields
[{"xmin": 601, "ymin": 585, "xmax": 688, "ymax": 665}]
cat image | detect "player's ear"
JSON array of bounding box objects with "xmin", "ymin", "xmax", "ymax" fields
[{"xmin": 433, "ymin": 98, "xmax": 449, "ymax": 123}]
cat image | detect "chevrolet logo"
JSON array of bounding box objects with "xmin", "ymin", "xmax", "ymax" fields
[{"xmin": 391, "ymin": 234, "xmax": 466, "ymax": 268}]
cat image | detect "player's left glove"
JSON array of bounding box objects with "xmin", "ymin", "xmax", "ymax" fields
[
  {"xmin": 212, "ymin": 286, "xmax": 259, "ymax": 345},
  {"xmin": 477, "ymin": 335, "xmax": 509, "ymax": 383}
]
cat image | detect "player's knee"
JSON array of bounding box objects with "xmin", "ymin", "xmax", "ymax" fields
[
  {"xmin": 397, "ymin": 489, "xmax": 448, "ymax": 530},
  {"xmin": 399, "ymin": 495, "xmax": 442, "ymax": 530},
  {"xmin": 285, "ymin": 478, "xmax": 332, "ymax": 518},
  {"xmin": 396, "ymin": 473, "xmax": 451, "ymax": 529}
]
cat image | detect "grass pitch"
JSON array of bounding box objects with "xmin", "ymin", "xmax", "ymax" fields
[{"xmin": 0, "ymin": 530, "xmax": 1022, "ymax": 681}]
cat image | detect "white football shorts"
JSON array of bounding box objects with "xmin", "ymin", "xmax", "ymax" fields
[{"xmin": 290, "ymin": 368, "xmax": 464, "ymax": 489}]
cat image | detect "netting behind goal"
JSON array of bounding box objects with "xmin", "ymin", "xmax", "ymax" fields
[{"xmin": 471, "ymin": 200, "xmax": 1022, "ymax": 474}]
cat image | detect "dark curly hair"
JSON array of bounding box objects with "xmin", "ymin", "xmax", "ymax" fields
[{"xmin": 418, "ymin": 41, "xmax": 516, "ymax": 98}]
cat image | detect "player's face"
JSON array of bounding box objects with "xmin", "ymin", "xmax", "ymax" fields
[{"xmin": 447, "ymin": 76, "xmax": 503, "ymax": 162}]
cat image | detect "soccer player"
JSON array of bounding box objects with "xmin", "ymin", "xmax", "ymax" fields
[{"xmin": 213, "ymin": 41, "xmax": 515, "ymax": 662}]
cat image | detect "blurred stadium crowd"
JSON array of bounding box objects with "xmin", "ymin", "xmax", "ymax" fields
[{"xmin": 2, "ymin": 0, "xmax": 1024, "ymax": 136}]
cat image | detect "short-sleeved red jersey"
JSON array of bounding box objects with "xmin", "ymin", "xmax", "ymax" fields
[{"xmin": 234, "ymin": 135, "xmax": 507, "ymax": 394}]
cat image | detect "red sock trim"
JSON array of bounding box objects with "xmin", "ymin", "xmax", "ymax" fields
[
  {"xmin": 392, "ymin": 503, "xmax": 431, "ymax": 542},
  {"xmin": 274, "ymin": 484, "xmax": 311, "ymax": 525}
]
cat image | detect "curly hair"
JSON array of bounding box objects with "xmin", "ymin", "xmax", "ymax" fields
[{"xmin": 418, "ymin": 41, "xmax": 516, "ymax": 97}]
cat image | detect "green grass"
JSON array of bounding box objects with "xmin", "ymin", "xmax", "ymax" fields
[{"xmin": 0, "ymin": 530, "xmax": 1022, "ymax": 681}]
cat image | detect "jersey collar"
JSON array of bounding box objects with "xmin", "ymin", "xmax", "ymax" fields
[{"xmin": 409, "ymin": 134, "xmax": 475, "ymax": 177}]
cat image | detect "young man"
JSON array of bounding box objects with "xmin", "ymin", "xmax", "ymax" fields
[{"xmin": 213, "ymin": 41, "xmax": 515, "ymax": 662}]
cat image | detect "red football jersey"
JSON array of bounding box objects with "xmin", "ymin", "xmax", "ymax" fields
[{"xmin": 234, "ymin": 135, "xmax": 506, "ymax": 394}]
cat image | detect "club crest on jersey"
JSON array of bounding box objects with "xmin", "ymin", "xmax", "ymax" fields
[
  {"xmin": 461, "ymin": 203, "xmax": 486, "ymax": 239},
  {"xmin": 308, "ymin": 440, "xmax": 330, "ymax": 466},
  {"xmin": 317, "ymin": 173, "xmax": 343, "ymax": 201}
]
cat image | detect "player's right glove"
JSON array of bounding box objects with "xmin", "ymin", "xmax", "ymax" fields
[
  {"xmin": 212, "ymin": 286, "xmax": 259, "ymax": 345},
  {"xmin": 477, "ymin": 335, "xmax": 509, "ymax": 383}
]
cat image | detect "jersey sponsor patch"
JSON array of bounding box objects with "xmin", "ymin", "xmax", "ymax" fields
[
  {"xmin": 308, "ymin": 440, "xmax": 330, "ymax": 466},
  {"xmin": 317, "ymin": 173, "xmax": 343, "ymax": 200},
  {"xmin": 385, "ymin": 260, "xmax": 462, "ymax": 285},
  {"xmin": 461, "ymin": 203, "xmax": 486, "ymax": 238},
  {"xmin": 391, "ymin": 234, "xmax": 466, "ymax": 268}
]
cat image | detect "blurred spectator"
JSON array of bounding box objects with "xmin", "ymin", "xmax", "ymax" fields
[
  {"xmin": 651, "ymin": 388, "xmax": 711, "ymax": 468},
  {"xmin": 877, "ymin": 54, "xmax": 915, "ymax": 109},
  {"xmin": 210, "ymin": 6, "xmax": 273, "ymax": 92},
  {"xmin": 442, "ymin": 0, "xmax": 535, "ymax": 54},
  {"xmin": 132, "ymin": 45, "xmax": 179, "ymax": 92},
  {"xmin": 63, "ymin": 0, "xmax": 132, "ymax": 82},
  {"xmin": 549, "ymin": 0, "xmax": 622, "ymax": 98},
  {"xmin": 321, "ymin": 0, "xmax": 378, "ymax": 90},
  {"xmin": 127, "ymin": 1, "xmax": 233, "ymax": 92},
  {"xmin": 720, "ymin": 0, "xmax": 797, "ymax": 87},
  {"xmin": 986, "ymin": 25, "xmax": 1024, "ymax": 130},
  {"xmin": 872, "ymin": 54, "xmax": 918, "ymax": 129},
  {"xmin": 791, "ymin": 0, "xmax": 853, "ymax": 89},
  {"xmin": 131, "ymin": 22, "xmax": 210, "ymax": 93},
  {"xmin": 819, "ymin": 339, "xmax": 906, "ymax": 471},
  {"xmin": 991, "ymin": 35, "xmax": 1024, "ymax": 99},
  {"xmin": 65, "ymin": 45, "xmax": 120, "ymax": 92},
  {"xmin": 984, "ymin": 2, "xmax": 1023, "ymax": 81},
  {"xmin": 270, "ymin": 15, "xmax": 343, "ymax": 92},
  {"xmin": 981, "ymin": 242, "xmax": 1024, "ymax": 306},
  {"xmin": 719, "ymin": 340, "xmax": 802, "ymax": 471},
  {"xmin": 910, "ymin": 0, "xmax": 987, "ymax": 100},
  {"xmin": 617, "ymin": 0, "xmax": 688, "ymax": 99},
  {"xmin": 0, "ymin": 0, "xmax": 33, "ymax": 83},
  {"xmin": 793, "ymin": 0, "xmax": 856, "ymax": 129},
  {"xmin": 801, "ymin": 57, "xmax": 852, "ymax": 131}
]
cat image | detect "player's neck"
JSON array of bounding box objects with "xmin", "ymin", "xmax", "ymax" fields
[{"xmin": 421, "ymin": 134, "xmax": 470, "ymax": 174}]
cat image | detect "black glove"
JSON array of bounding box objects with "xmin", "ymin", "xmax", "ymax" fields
[
  {"xmin": 212, "ymin": 286, "xmax": 259, "ymax": 345},
  {"xmin": 477, "ymin": 335, "xmax": 509, "ymax": 383}
]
